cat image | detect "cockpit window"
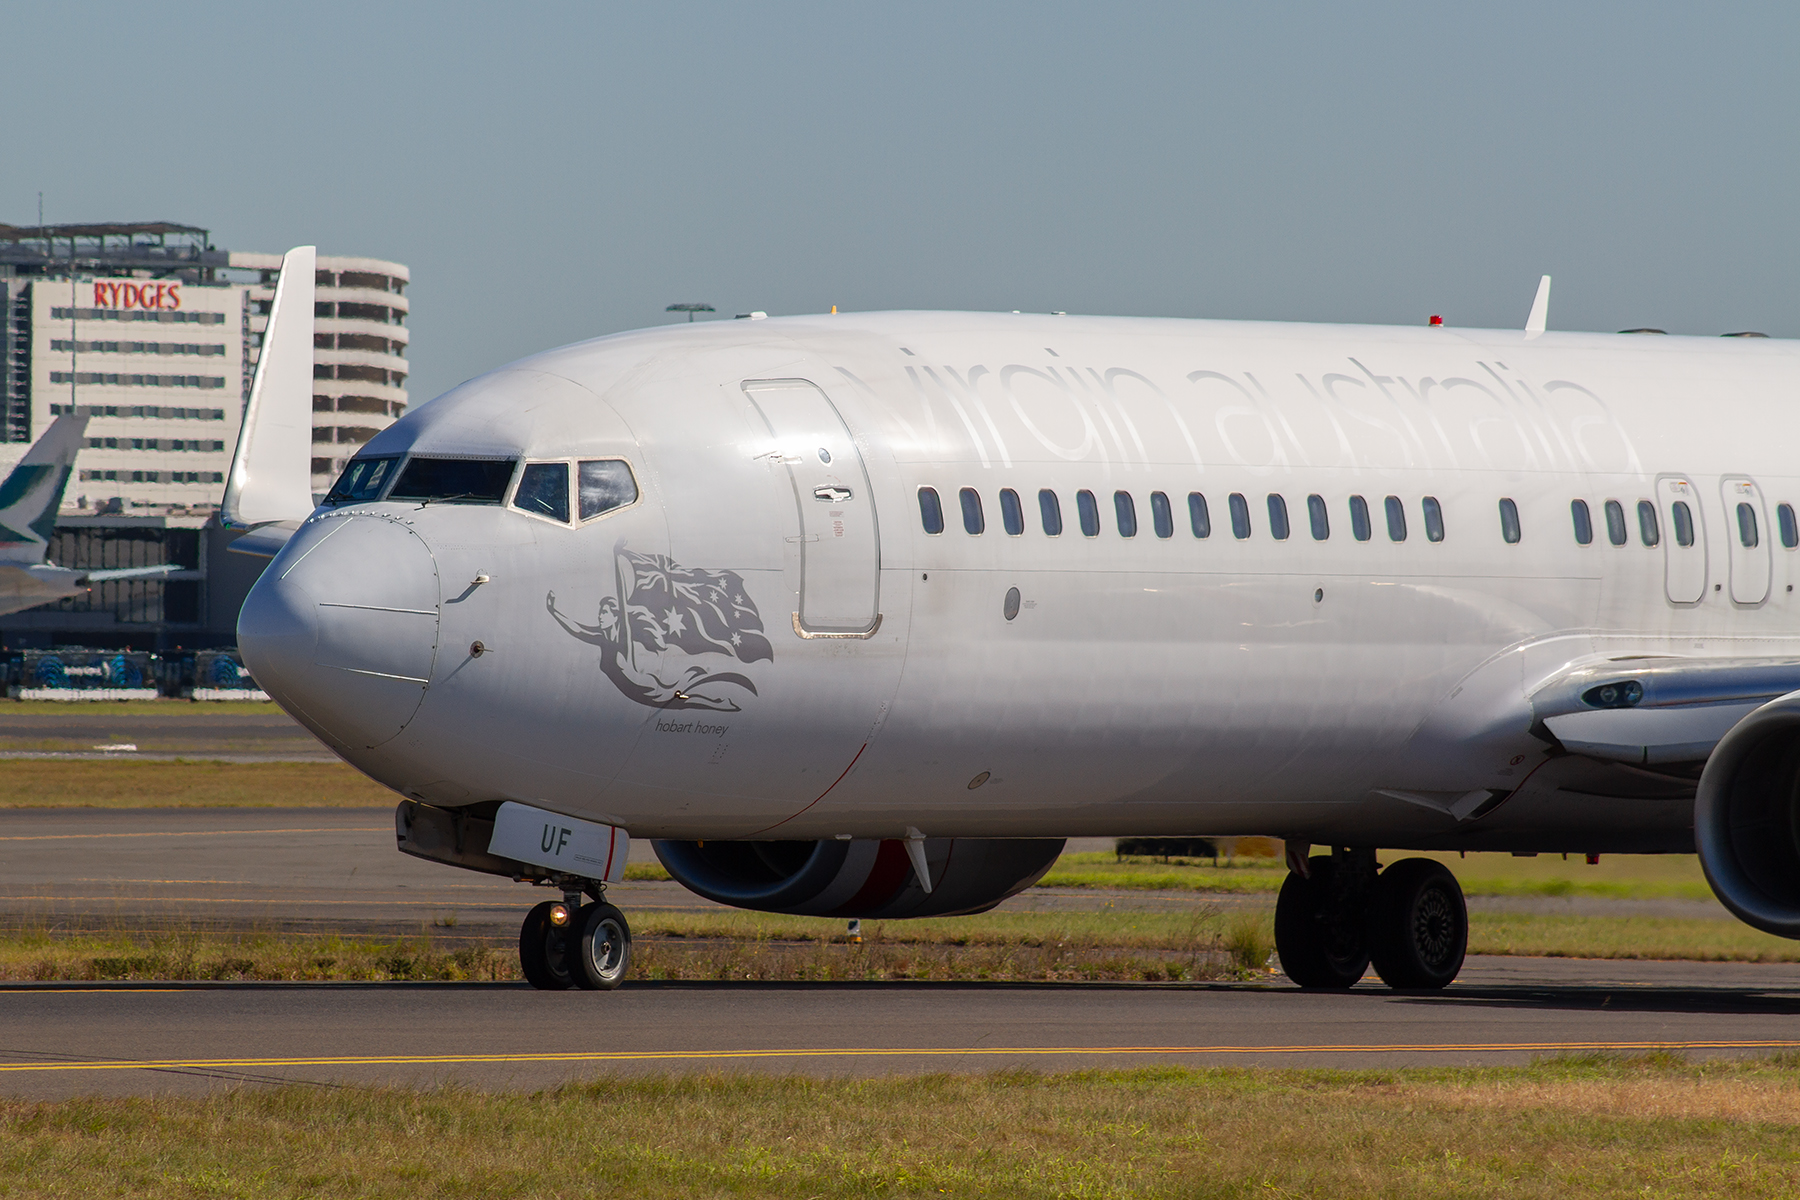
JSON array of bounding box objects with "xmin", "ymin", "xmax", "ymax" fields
[
  {"xmin": 324, "ymin": 455, "xmax": 399, "ymax": 505},
  {"xmin": 513, "ymin": 462, "xmax": 570, "ymax": 522},
  {"xmin": 388, "ymin": 457, "xmax": 516, "ymax": 504},
  {"xmin": 578, "ymin": 460, "xmax": 638, "ymax": 520}
]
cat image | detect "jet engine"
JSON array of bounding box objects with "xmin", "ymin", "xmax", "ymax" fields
[
  {"xmin": 1695, "ymin": 690, "xmax": 1800, "ymax": 939},
  {"xmin": 652, "ymin": 837, "xmax": 1065, "ymax": 918}
]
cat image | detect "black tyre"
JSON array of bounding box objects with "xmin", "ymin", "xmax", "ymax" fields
[
  {"xmin": 1274, "ymin": 855, "xmax": 1370, "ymax": 989},
  {"xmin": 519, "ymin": 900, "xmax": 578, "ymax": 990},
  {"xmin": 572, "ymin": 902, "xmax": 632, "ymax": 991},
  {"xmin": 1368, "ymin": 858, "xmax": 1467, "ymax": 990}
]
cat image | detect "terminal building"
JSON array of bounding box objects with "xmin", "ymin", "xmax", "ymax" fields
[{"xmin": 0, "ymin": 222, "xmax": 410, "ymax": 650}]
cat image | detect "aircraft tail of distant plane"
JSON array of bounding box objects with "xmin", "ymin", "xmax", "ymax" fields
[{"xmin": 0, "ymin": 413, "xmax": 89, "ymax": 566}]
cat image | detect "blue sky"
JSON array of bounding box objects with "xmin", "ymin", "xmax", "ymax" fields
[{"xmin": 8, "ymin": 2, "xmax": 1797, "ymax": 402}]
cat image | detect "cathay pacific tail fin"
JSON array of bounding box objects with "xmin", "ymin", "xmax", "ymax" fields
[{"xmin": 0, "ymin": 413, "xmax": 90, "ymax": 565}]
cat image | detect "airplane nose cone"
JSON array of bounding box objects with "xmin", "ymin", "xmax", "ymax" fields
[{"xmin": 238, "ymin": 515, "xmax": 441, "ymax": 749}]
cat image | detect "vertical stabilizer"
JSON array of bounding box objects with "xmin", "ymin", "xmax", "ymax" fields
[
  {"xmin": 1525, "ymin": 274, "xmax": 1551, "ymax": 337},
  {"xmin": 0, "ymin": 413, "xmax": 90, "ymax": 564},
  {"xmin": 222, "ymin": 245, "xmax": 317, "ymax": 530}
]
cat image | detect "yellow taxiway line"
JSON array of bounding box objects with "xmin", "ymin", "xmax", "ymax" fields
[{"xmin": 4, "ymin": 1040, "xmax": 1800, "ymax": 1073}]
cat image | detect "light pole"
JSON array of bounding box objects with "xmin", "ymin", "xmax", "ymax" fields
[{"xmin": 665, "ymin": 303, "xmax": 715, "ymax": 323}]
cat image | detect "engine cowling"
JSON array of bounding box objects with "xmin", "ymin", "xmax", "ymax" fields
[
  {"xmin": 1695, "ymin": 691, "xmax": 1800, "ymax": 938},
  {"xmin": 652, "ymin": 837, "xmax": 1065, "ymax": 918}
]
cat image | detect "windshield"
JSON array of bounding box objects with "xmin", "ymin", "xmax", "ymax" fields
[
  {"xmin": 387, "ymin": 457, "xmax": 516, "ymax": 504},
  {"xmin": 324, "ymin": 455, "xmax": 400, "ymax": 505}
]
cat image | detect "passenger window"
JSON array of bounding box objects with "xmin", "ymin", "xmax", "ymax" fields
[
  {"xmin": 1672, "ymin": 500, "xmax": 1695, "ymax": 547},
  {"xmin": 1499, "ymin": 498, "xmax": 1521, "ymax": 544},
  {"xmin": 1349, "ymin": 495, "xmax": 1371, "ymax": 542},
  {"xmin": 1384, "ymin": 495, "xmax": 1407, "ymax": 542},
  {"xmin": 1781, "ymin": 503, "xmax": 1798, "ymax": 549},
  {"xmin": 1266, "ymin": 494, "xmax": 1290, "ymax": 540},
  {"xmin": 1114, "ymin": 491, "xmax": 1137, "ymax": 537},
  {"xmin": 1229, "ymin": 492, "xmax": 1251, "ymax": 539},
  {"xmin": 1188, "ymin": 492, "xmax": 1211, "ymax": 538},
  {"xmin": 578, "ymin": 459, "xmax": 638, "ymax": 520},
  {"xmin": 960, "ymin": 487, "xmax": 985, "ymax": 535},
  {"xmin": 1307, "ymin": 494, "xmax": 1329, "ymax": 540},
  {"xmin": 1604, "ymin": 500, "xmax": 1627, "ymax": 546},
  {"xmin": 918, "ymin": 487, "xmax": 945, "ymax": 534},
  {"xmin": 1039, "ymin": 489, "xmax": 1063, "ymax": 536},
  {"xmin": 1150, "ymin": 491, "xmax": 1173, "ymax": 539},
  {"xmin": 1077, "ymin": 490, "xmax": 1100, "ymax": 537},
  {"xmin": 389, "ymin": 456, "xmax": 516, "ymax": 504},
  {"xmin": 513, "ymin": 462, "xmax": 570, "ymax": 522},
  {"xmin": 1637, "ymin": 500, "xmax": 1660, "ymax": 547},
  {"xmin": 325, "ymin": 454, "xmax": 399, "ymax": 505},
  {"xmin": 1000, "ymin": 488, "xmax": 1024, "ymax": 536},
  {"xmin": 1571, "ymin": 499, "xmax": 1594, "ymax": 545},
  {"xmin": 1738, "ymin": 502, "xmax": 1759, "ymax": 548},
  {"xmin": 1422, "ymin": 496, "xmax": 1445, "ymax": 543}
]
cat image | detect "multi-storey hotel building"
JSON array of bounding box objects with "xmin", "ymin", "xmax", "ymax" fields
[{"xmin": 0, "ymin": 222, "xmax": 410, "ymax": 649}]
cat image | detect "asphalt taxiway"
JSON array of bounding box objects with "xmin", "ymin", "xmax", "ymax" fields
[{"xmin": 4, "ymin": 956, "xmax": 1800, "ymax": 1098}]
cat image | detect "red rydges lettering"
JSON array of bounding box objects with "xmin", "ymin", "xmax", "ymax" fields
[{"xmin": 91, "ymin": 281, "xmax": 182, "ymax": 310}]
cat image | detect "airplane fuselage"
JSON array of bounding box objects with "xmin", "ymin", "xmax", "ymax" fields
[{"xmin": 240, "ymin": 312, "xmax": 1800, "ymax": 854}]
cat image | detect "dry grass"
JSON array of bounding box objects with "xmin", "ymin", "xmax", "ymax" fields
[
  {"xmin": 0, "ymin": 761, "xmax": 394, "ymax": 808},
  {"xmin": 4, "ymin": 1057, "xmax": 1800, "ymax": 1197}
]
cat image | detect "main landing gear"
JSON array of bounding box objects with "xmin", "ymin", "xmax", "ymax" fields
[
  {"xmin": 519, "ymin": 878, "xmax": 632, "ymax": 990},
  {"xmin": 1274, "ymin": 846, "xmax": 1468, "ymax": 990}
]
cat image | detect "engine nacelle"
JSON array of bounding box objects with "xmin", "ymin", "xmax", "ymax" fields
[
  {"xmin": 652, "ymin": 837, "xmax": 1065, "ymax": 918},
  {"xmin": 1695, "ymin": 690, "xmax": 1800, "ymax": 938}
]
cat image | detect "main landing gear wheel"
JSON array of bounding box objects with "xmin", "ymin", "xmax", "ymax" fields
[
  {"xmin": 1368, "ymin": 858, "xmax": 1467, "ymax": 990},
  {"xmin": 1274, "ymin": 855, "xmax": 1371, "ymax": 990},
  {"xmin": 572, "ymin": 902, "xmax": 632, "ymax": 990},
  {"xmin": 519, "ymin": 899, "xmax": 578, "ymax": 990}
]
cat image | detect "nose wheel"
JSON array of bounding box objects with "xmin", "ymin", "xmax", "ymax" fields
[{"xmin": 518, "ymin": 886, "xmax": 633, "ymax": 990}]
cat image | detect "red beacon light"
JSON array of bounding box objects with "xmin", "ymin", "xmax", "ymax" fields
[{"xmin": 1429, "ymin": 315, "xmax": 1443, "ymax": 327}]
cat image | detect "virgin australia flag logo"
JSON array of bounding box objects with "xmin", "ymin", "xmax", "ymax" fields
[{"xmin": 548, "ymin": 542, "xmax": 774, "ymax": 712}]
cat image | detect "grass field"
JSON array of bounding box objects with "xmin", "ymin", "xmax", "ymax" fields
[
  {"xmin": 0, "ymin": 700, "xmax": 285, "ymax": 715},
  {"xmin": 3, "ymin": 1057, "xmax": 1799, "ymax": 1197},
  {"xmin": 0, "ymin": 760, "xmax": 392, "ymax": 808}
]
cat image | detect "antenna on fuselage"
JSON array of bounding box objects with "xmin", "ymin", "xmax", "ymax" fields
[{"xmin": 1525, "ymin": 275, "xmax": 1551, "ymax": 338}]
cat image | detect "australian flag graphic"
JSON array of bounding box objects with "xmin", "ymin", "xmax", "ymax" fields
[{"xmin": 548, "ymin": 543, "xmax": 774, "ymax": 712}]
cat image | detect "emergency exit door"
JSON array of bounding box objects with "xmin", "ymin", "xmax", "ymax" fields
[
  {"xmin": 743, "ymin": 379, "xmax": 882, "ymax": 636},
  {"xmin": 1656, "ymin": 477, "xmax": 1707, "ymax": 604},
  {"xmin": 1722, "ymin": 477, "xmax": 1772, "ymax": 605}
]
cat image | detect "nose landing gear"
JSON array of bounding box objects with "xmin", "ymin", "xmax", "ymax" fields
[
  {"xmin": 518, "ymin": 879, "xmax": 633, "ymax": 990},
  {"xmin": 1273, "ymin": 846, "xmax": 1468, "ymax": 990}
]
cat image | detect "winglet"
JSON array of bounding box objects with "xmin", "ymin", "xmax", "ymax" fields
[
  {"xmin": 0, "ymin": 413, "xmax": 90, "ymax": 562},
  {"xmin": 222, "ymin": 246, "xmax": 317, "ymax": 533},
  {"xmin": 1524, "ymin": 274, "xmax": 1551, "ymax": 337}
]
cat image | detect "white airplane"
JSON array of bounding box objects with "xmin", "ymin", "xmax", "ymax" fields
[
  {"xmin": 228, "ymin": 256, "xmax": 1800, "ymax": 992},
  {"xmin": 0, "ymin": 414, "xmax": 177, "ymax": 616}
]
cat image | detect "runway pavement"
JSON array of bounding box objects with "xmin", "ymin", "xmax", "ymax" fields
[{"xmin": 4, "ymin": 957, "xmax": 1800, "ymax": 1098}]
